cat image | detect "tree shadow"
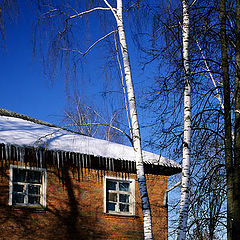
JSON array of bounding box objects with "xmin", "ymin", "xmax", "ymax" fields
[{"xmin": 0, "ymin": 166, "xmax": 107, "ymax": 240}]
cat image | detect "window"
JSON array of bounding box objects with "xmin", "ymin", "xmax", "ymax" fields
[
  {"xmin": 9, "ymin": 165, "xmax": 47, "ymax": 207},
  {"xmin": 104, "ymin": 176, "xmax": 135, "ymax": 215}
]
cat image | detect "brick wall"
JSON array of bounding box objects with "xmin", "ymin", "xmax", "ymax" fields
[{"xmin": 0, "ymin": 161, "xmax": 168, "ymax": 240}]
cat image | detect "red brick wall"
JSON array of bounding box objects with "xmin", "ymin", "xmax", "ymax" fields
[{"xmin": 0, "ymin": 161, "xmax": 168, "ymax": 240}]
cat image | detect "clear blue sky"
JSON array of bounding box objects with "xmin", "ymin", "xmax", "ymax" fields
[
  {"xmin": 0, "ymin": 4, "xmax": 67, "ymax": 124},
  {"xmin": 0, "ymin": 2, "xmax": 151, "ymax": 130}
]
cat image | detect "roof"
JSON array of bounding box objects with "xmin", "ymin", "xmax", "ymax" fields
[{"xmin": 0, "ymin": 110, "xmax": 181, "ymax": 171}]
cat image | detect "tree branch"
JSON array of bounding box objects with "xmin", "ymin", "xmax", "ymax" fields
[
  {"xmin": 60, "ymin": 30, "xmax": 117, "ymax": 56},
  {"xmin": 35, "ymin": 123, "xmax": 133, "ymax": 147}
]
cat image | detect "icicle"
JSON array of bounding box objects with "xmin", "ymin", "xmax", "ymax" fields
[
  {"xmin": 82, "ymin": 154, "xmax": 85, "ymax": 169},
  {"xmin": 111, "ymin": 158, "xmax": 114, "ymax": 172},
  {"xmin": 60, "ymin": 151, "xmax": 63, "ymax": 168},
  {"xmin": 86, "ymin": 154, "xmax": 88, "ymax": 168},
  {"xmin": 1, "ymin": 145, "xmax": 4, "ymax": 162},
  {"xmin": 79, "ymin": 154, "xmax": 81, "ymax": 168},
  {"xmin": 20, "ymin": 148, "xmax": 25, "ymax": 166},
  {"xmin": 35, "ymin": 150, "xmax": 38, "ymax": 167},
  {"xmin": 106, "ymin": 158, "xmax": 108, "ymax": 171},
  {"xmin": 76, "ymin": 153, "xmax": 79, "ymax": 181},
  {"xmin": 108, "ymin": 158, "xmax": 111, "ymax": 171},
  {"xmin": 5, "ymin": 144, "xmax": 9, "ymax": 161},
  {"xmin": 88, "ymin": 154, "xmax": 91, "ymax": 169},
  {"xmin": 57, "ymin": 152, "xmax": 60, "ymax": 169},
  {"xmin": 8, "ymin": 144, "xmax": 11, "ymax": 167},
  {"xmin": 0, "ymin": 144, "xmax": 3, "ymax": 166},
  {"xmin": 8, "ymin": 144, "xmax": 12, "ymax": 162},
  {"xmin": 39, "ymin": 150, "xmax": 43, "ymax": 168},
  {"xmin": 2, "ymin": 144, "xmax": 5, "ymax": 161},
  {"xmin": 12, "ymin": 145, "xmax": 15, "ymax": 162},
  {"xmin": 1, "ymin": 145, "xmax": 3, "ymax": 172},
  {"xmin": 105, "ymin": 158, "xmax": 108, "ymax": 171},
  {"xmin": 76, "ymin": 153, "xmax": 79, "ymax": 168},
  {"xmin": 103, "ymin": 157, "xmax": 106, "ymax": 176},
  {"xmin": 16, "ymin": 147, "xmax": 19, "ymax": 166},
  {"xmin": 71, "ymin": 152, "xmax": 73, "ymax": 165},
  {"xmin": 85, "ymin": 154, "xmax": 88, "ymax": 169},
  {"xmin": 100, "ymin": 157, "xmax": 103, "ymax": 178}
]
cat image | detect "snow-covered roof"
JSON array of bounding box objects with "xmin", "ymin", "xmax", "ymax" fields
[{"xmin": 0, "ymin": 115, "xmax": 181, "ymax": 169}]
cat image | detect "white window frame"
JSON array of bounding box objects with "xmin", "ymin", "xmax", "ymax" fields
[
  {"xmin": 9, "ymin": 165, "xmax": 47, "ymax": 208},
  {"xmin": 104, "ymin": 176, "xmax": 135, "ymax": 216}
]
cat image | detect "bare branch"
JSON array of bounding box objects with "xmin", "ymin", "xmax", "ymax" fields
[
  {"xmin": 60, "ymin": 30, "xmax": 117, "ymax": 56},
  {"xmin": 35, "ymin": 123, "xmax": 133, "ymax": 146},
  {"xmin": 102, "ymin": 0, "xmax": 118, "ymax": 21},
  {"xmin": 196, "ymin": 39, "xmax": 224, "ymax": 110},
  {"xmin": 69, "ymin": 7, "xmax": 113, "ymax": 20},
  {"xmin": 83, "ymin": 30, "xmax": 117, "ymax": 56}
]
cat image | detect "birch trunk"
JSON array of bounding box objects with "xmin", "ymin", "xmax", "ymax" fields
[
  {"xmin": 116, "ymin": 0, "xmax": 153, "ymax": 239},
  {"xmin": 177, "ymin": 0, "xmax": 191, "ymax": 239}
]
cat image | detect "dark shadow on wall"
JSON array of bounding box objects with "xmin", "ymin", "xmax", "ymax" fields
[{"xmin": 0, "ymin": 166, "xmax": 106, "ymax": 240}]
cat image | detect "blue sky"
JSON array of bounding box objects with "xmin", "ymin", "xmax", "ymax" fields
[
  {"xmin": 0, "ymin": 2, "xmax": 147, "ymax": 122},
  {"xmin": 0, "ymin": 2, "xmax": 154, "ymax": 144},
  {"xmin": 0, "ymin": 4, "xmax": 66, "ymax": 124}
]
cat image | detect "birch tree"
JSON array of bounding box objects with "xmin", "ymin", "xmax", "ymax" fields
[
  {"xmin": 177, "ymin": 0, "xmax": 191, "ymax": 239},
  {"xmin": 34, "ymin": 1, "xmax": 153, "ymax": 238},
  {"xmin": 115, "ymin": 1, "xmax": 153, "ymax": 238}
]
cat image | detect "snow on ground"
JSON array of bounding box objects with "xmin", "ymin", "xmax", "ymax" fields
[{"xmin": 0, "ymin": 116, "xmax": 181, "ymax": 168}]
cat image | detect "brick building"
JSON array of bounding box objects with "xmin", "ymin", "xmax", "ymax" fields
[{"xmin": 0, "ymin": 110, "xmax": 181, "ymax": 239}]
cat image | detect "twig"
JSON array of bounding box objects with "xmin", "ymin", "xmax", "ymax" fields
[{"xmin": 60, "ymin": 30, "xmax": 117, "ymax": 56}]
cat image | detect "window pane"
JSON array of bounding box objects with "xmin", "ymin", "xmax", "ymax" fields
[
  {"xmin": 107, "ymin": 180, "xmax": 117, "ymax": 190},
  {"xmin": 119, "ymin": 182, "xmax": 129, "ymax": 192},
  {"xmin": 107, "ymin": 202, "xmax": 116, "ymax": 211},
  {"xmin": 13, "ymin": 193, "xmax": 24, "ymax": 204},
  {"xmin": 28, "ymin": 185, "xmax": 40, "ymax": 195},
  {"xmin": 13, "ymin": 169, "xmax": 27, "ymax": 182},
  {"xmin": 13, "ymin": 184, "xmax": 24, "ymax": 193},
  {"xmin": 119, "ymin": 203, "xmax": 129, "ymax": 212},
  {"xmin": 27, "ymin": 170, "xmax": 42, "ymax": 184},
  {"xmin": 119, "ymin": 194, "xmax": 129, "ymax": 203},
  {"xmin": 108, "ymin": 192, "xmax": 117, "ymax": 202},
  {"xmin": 28, "ymin": 196, "xmax": 40, "ymax": 204}
]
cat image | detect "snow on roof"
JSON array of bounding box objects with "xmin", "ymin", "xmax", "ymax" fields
[{"xmin": 0, "ymin": 115, "xmax": 181, "ymax": 169}]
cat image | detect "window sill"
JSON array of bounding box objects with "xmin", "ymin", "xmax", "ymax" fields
[
  {"xmin": 10, "ymin": 204, "xmax": 46, "ymax": 209},
  {"xmin": 104, "ymin": 212, "xmax": 139, "ymax": 218}
]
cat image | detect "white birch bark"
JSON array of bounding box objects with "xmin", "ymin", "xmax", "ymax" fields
[
  {"xmin": 178, "ymin": 0, "xmax": 191, "ymax": 239},
  {"xmin": 115, "ymin": 0, "xmax": 153, "ymax": 239}
]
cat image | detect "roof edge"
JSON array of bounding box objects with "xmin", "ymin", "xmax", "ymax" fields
[{"xmin": 0, "ymin": 108, "xmax": 57, "ymax": 128}]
